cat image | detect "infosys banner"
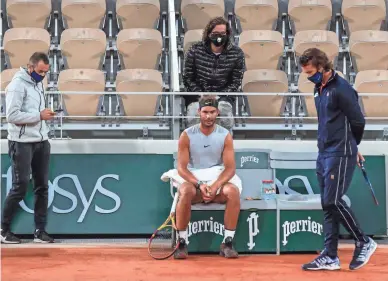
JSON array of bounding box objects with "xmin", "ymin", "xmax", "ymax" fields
[
  {"xmin": 1, "ymin": 153, "xmax": 386, "ymax": 235},
  {"xmin": 1, "ymin": 154, "xmax": 174, "ymax": 234}
]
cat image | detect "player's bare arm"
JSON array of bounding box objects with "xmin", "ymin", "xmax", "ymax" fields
[
  {"xmin": 208, "ymin": 133, "xmax": 236, "ymax": 196},
  {"xmin": 177, "ymin": 131, "xmax": 198, "ymax": 185}
]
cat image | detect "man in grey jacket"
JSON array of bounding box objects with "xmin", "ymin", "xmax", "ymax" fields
[{"xmin": 1, "ymin": 52, "xmax": 55, "ymax": 244}]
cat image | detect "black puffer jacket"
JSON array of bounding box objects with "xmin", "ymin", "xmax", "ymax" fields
[{"xmin": 182, "ymin": 41, "xmax": 246, "ymax": 106}]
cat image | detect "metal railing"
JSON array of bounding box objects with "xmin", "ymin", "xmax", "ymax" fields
[{"xmin": 1, "ymin": 91, "xmax": 387, "ymax": 121}]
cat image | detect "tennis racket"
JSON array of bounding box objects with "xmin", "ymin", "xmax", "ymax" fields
[
  {"xmin": 148, "ymin": 191, "xmax": 180, "ymax": 260},
  {"xmin": 359, "ymin": 160, "xmax": 379, "ymax": 206}
]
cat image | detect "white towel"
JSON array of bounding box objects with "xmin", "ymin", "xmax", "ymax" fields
[{"xmin": 161, "ymin": 166, "xmax": 242, "ymax": 194}]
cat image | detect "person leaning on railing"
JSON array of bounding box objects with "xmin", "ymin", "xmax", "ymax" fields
[{"xmin": 182, "ymin": 17, "xmax": 246, "ymax": 132}]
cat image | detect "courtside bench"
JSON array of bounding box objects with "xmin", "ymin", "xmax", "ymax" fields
[{"xmin": 171, "ymin": 149, "xmax": 324, "ymax": 254}]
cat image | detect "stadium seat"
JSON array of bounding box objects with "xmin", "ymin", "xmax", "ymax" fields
[
  {"xmin": 298, "ymin": 71, "xmax": 345, "ymax": 118},
  {"xmin": 116, "ymin": 0, "xmax": 160, "ymax": 29},
  {"xmin": 354, "ymin": 70, "xmax": 388, "ymax": 118},
  {"xmin": 1, "ymin": 69, "xmax": 21, "ymax": 91},
  {"xmin": 239, "ymin": 30, "xmax": 284, "ymax": 70},
  {"xmin": 349, "ymin": 30, "xmax": 388, "ymax": 72},
  {"xmin": 294, "ymin": 30, "xmax": 339, "ymax": 62},
  {"xmin": 235, "ymin": 0, "xmax": 278, "ymax": 31},
  {"xmin": 342, "ymin": 0, "xmax": 386, "ymax": 33},
  {"xmin": 60, "ymin": 28, "xmax": 107, "ymax": 69},
  {"xmin": 61, "ymin": 0, "xmax": 106, "ymax": 28},
  {"xmin": 183, "ymin": 29, "xmax": 203, "ymax": 52},
  {"xmin": 288, "ymin": 0, "xmax": 332, "ymax": 32},
  {"xmin": 242, "ymin": 69, "xmax": 288, "ymax": 117},
  {"xmin": 116, "ymin": 69, "xmax": 163, "ymax": 118},
  {"xmin": 117, "ymin": 28, "xmax": 163, "ymax": 70},
  {"xmin": 6, "ymin": 0, "xmax": 51, "ymax": 28},
  {"xmin": 3, "ymin": 28, "xmax": 51, "ymax": 68},
  {"xmin": 57, "ymin": 69, "xmax": 105, "ymax": 118},
  {"xmin": 1, "ymin": 69, "xmax": 48, "ymax": 91},
  {"xmin": 181, "ymin": 0, "xmax": 225, "ymax": 30}
]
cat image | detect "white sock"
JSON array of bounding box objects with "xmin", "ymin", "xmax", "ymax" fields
[
  {"xmin": 223, "ymin": 229, "xmax": 235, "ymax": 243},
  {"xmin": 178, "ymin": 230, "xmax": 187, "ymax": 241}
]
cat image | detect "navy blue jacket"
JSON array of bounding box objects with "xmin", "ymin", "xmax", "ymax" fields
[{"xmin": 314, "ymin": 71, "xmax": 365, "ymax": 157}]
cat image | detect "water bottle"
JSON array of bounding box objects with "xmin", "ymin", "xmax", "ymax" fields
[{"xmin": 261, "ymin": 180, "xmax": 276, "ymax": 200}]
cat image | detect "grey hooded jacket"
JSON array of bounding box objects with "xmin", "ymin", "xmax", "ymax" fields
[{"xmin": 5, "ymin": 67, "xmax": 49, "ymax": 143}]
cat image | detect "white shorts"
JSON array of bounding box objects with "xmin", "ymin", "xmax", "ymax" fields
[{"xmin": 161, "ymin": 166, "xmax": 243, "ymax": 195}]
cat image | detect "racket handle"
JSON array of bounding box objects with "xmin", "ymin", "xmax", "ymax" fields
[{"xmin": 170, "ymin": 191, "xmax": 179, "ymax": 214}]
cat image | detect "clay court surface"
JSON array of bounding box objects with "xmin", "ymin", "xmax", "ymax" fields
[{"xmin": 2, "ymin": 243, "xmax": 388, "ymax": 281}]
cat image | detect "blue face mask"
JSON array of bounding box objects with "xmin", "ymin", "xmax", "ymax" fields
[
  {"xmin": 307, "ymin": 71, "xmax": 323, "ymax": 85},
  {"xmin": 31, "ymin": 71, "xmax": 45, "ymax": 83}
]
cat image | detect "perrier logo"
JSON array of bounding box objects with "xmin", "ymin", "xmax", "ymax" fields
[
  {"xmin": 240, "ymin": 155, "xmax": 259, "ymax": 168},
  {"xmin": 187, "ymin": 213, "xmax": 260, "ymax": 250},
  {"xmin": 282, "ymin": 217, "xmax": 323, "ymax": 246},
  {"xmin": 187, "ymin": 217, "xmax": 224, "ymax": 244}
]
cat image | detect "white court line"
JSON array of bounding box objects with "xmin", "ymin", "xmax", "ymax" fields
[{"xmin": 2, "ymin": 242, "xmax": 387, "ymax": 250}]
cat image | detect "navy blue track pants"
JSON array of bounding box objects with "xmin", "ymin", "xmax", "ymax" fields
[{"xmin": 316, "ymin": 154, "xmax": 367, "ymax": 257}]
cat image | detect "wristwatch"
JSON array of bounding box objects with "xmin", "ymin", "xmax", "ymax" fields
[{"xmin": 195, "ymin": 180, "xmax": 203, "ymax": 190}]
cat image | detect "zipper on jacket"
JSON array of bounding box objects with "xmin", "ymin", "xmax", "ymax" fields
[
  {"xmin": 39, "ymin": 84, "xmax": 43, "ymax": 141},
  {"xmin": 213, "ymin": 54, "xmax": 220, "ymax": 75},
  {"xmin": 18, "ymin": 125, "xmax": 26, "ymax": 138},
  {"xmin": 34, "ymin": 84, "xmax": 44, "ymax": 141}
]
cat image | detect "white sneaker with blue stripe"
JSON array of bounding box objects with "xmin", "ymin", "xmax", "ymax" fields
[
  {"xmin": 349, "ymin": 237, "xmax": 377, "ymax": 270},
  {"xmin": 302, "ymin": 252, "xmax": 341, "ymax": 271}
]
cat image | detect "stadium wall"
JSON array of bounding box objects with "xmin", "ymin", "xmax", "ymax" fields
[{"xmin": 1, "ymin": 139, "xmax": 387, "ymax": 236}]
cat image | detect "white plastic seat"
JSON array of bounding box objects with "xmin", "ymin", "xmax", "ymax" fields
[
  {"xmin": 342, "ymin": 0, "xmax": 386, "ymax": 33},
  {"xmin": 1, "ymin": 69, "xmax": 21, "ymax": 91},
  {"xmin": 354, "ymin": 70, "xmax": 388, "ymax": 118},
  {"xmin": 181, "ymin": 0, "xmax": 225, "ymax": 30},
  {"xmin": 57, "ymin": 69, "xmax": 106, "ymax": 118},
  {"xmin": 235, "ymin": 0, "xmax": 278, "ymax": 31},
  {"xmin": 242, "ymin": 69, "xmax": 288, "ymax": 117},
  {"xmin": 117, "ymin": 28, "xmax": 163, "ymax": 70},
  {"xmin": 183, "ymin": 29, "xmax": 203, "ymax": 52},
  {"xmin": 349, "ymin": 30, "xmax": 388, "ymax": 72},
  {"xmin": 288, "ymin": 0, "xmax": 332, "ymax": 32},
  {"xmin": 294, "ymin": 30, "xmax": 339, "ymax": 62},
  {"xmin": 116, "ymin": 0, "xmax": 160, "ymax": 29},
  {"xmin": 6, "ymin": 0, "xmax": 52, "ymax": 28},
  {"xmin": 60, "ymin": 28, "xmax": 107, "ymax": 69},
  {"xmin": 3, "ymin": 28, "xmax": 51, "ymax": 68},
  {"xmin": 61, "ymin": 0, "xmax": 106, "ymax": 28},
  {"xmin": 239, "ymin": 30, "xmax": 284, "ymax": 70},
  {"xmin": 116, "ymin": 69, "xmax": 163, "ymax": 119}
]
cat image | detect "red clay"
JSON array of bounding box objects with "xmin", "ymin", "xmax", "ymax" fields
[{"xmin": 2, "ymin": 247, "xmax": 387, "ymax": 281}]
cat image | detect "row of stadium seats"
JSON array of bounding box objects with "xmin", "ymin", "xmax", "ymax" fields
[
  {"xmin": 6, "ymin": 0, "xmax": 388, "ymax": 32},
  {"xmin": 178, "ymin": 0, "xmax": 388, "ymax": 120},
  {"xmin": 182, "ymin": 0, "xmax": 387, "ymax": 32},
  {"xmin": 1, "ymin": 0, "xmax": 388, "ymax": 127},
  {"xmin": 2, "ymin": 0, "xmax": 165, "ymax": 119},
  {"xmin": 182, "ymin": 28, "xmax": 388, "ymax": 118},
  {"xmin": 6, "ymin": 0, "xmax": 160, "ymax": 29}
]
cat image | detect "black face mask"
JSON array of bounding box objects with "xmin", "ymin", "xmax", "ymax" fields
[{"xmin": 209, "ymin": 34, "xmax": 227, "ymax": 47}]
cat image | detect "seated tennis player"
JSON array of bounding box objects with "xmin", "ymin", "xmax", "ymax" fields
[{"xmin": 174, "ymin": 95, "xmax": 242, "ymax": 259}]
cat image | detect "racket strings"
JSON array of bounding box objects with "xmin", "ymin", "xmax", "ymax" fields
[{"xmin": 149, "ymin": 224, "xmax": 177, "ymax": 259}]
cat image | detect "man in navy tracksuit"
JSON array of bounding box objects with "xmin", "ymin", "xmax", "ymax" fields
[{"xmin": 299, "ymin": 48, "xmax": 377, "ymax": 271}]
